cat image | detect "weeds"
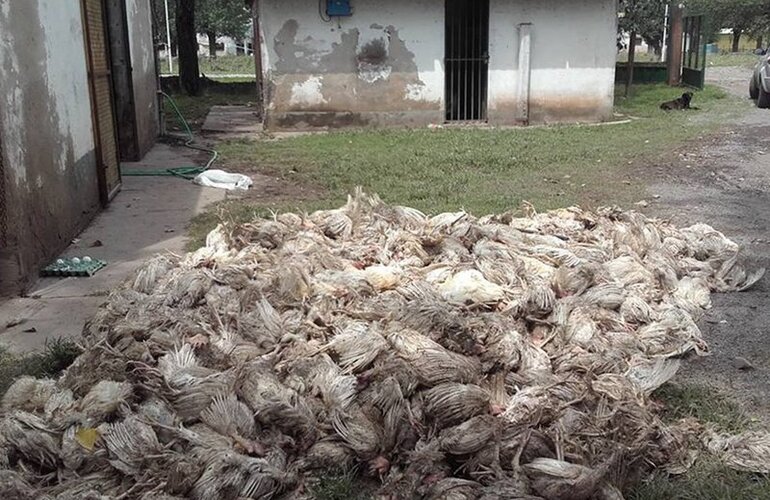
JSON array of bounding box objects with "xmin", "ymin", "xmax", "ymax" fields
[
  {"xmin": 0, "ymin": 338, "xmax": 81, "ymax": 396},
  {"xmin": 653, "ymin": 383, "xmax": 751, "ymax": 434},
  {"xmin": 627, "ymin": 457, "xmax": 770, "ymax": 500},
  {"xmin": 309, "ymin": 469, "xmax": 374, "ymax": 500},
  {"xmin": 625, "ymin": 383, "xmax": 761, "ymax": 499}
]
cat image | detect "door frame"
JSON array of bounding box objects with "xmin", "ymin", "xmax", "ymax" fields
[
  {"xmin": 80, "ymin": 0, "xmax": 122, "ymax": 205},
  {"xmin": 105, "ymin": 0, "xmax": 140, "ymax": 161}
]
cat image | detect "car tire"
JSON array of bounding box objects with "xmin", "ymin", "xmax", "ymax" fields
[
  {"xmin": 759, "ymin": 85, "xmax": 770, "ymax": 109},
  {"xmin": 750, "ymin": 78, "xmax": 759, "ymax": 99}
]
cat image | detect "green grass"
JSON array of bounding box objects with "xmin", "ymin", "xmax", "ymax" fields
[
  {"xmin": 223, "ymin": 84, "xmax": 728, "ymax": 205},
  {"xmin": 160, "ymin": 55, "xmax": 256, "ymax": 76},
  {"xmin": 310, "ymin": 470, "xmax": 374, "ymax": 500},
  {"xmin": 652, "ymin": 383, "xmax": 751, "ymax": 434},
  {"xmin": 0, "ymin": 339, "xmax": 81, "ymax": 395},
  {"xmin": 707, "ymin": 52, "xmax": 763, "ymax": 69},
  {"xmin": 208, "ymin": 77, "xmax": 257, "ymax": 84},
  {"xmin": 614, "ymin": 83, "xmax": 729, "ymax": 117},
  {"xmin": 617, "ymin": 51, "xmax": 661, "ymax": 63},
  {"xmin": 182, "ymin": 83, "xmax": 737, "ymax": 248},
  {"xmin": 628, "ymin": 458, "xmax": 770, "ymax": 500},
  {"xmin": 625, "ymin": 383, "xmax": 765, "ymax": 500}
]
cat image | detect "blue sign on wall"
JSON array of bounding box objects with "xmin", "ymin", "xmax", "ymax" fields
[{"xmin": 327, "ymin": 0, "xmax": 352, "ymax": 17}]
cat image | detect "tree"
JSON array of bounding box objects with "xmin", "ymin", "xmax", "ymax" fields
[
  {"xmin": 619, "ymin": 0, "xmax": 668, "ymax": 57},
  {"xmin": 175, "ymin": 0, "xmax": 201, "ymax": 96},
  {"xmin": 619, "ymin": 0, "xmax": 668, "ymax": 96},
  {"xmin": 687, "ymin": 0, "xmax": 770, "ymax": 51},
  {"xmin": 196, "ymin": 0, "xmax": 252, "ymax": 58}
]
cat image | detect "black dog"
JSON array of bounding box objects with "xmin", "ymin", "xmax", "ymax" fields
[{"xmin": 660, "ymin": 92, "xmax": 693, "ymax": 110}]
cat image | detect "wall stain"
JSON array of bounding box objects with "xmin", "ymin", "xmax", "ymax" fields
[
  {"xmin": 273, "ymin": 112, "xmax": 370, "ymax": 129},
  {"xmin": 357, "ymin": 38, "xmax": 387, "ymax": 66},
  {"xmin": 269, "ymin": 19, "xmax": 432, "ymax": 125},
  {"xmin": 273, "ymin": 19, "xmax": 305, "ymax": 74},
  {"xmin": 0, "ymin": 1, "xmax": 99, "ymax": 294}
]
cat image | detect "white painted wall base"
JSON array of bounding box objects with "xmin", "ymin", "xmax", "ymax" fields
[{"xmin": 259, "ymin": 0, "xmax": 617, "ymax": 129}]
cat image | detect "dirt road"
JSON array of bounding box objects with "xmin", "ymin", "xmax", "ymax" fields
[{"xmin": 646, "ymin": 66, "xmax": 770, "ymax": 420}]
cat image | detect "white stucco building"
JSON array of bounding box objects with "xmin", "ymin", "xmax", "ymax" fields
[
  {"xmin": 0, "ymin": 0, "xmax": 159, "ymax": 294},
  {"xmin": 253, "ymin": 0, "xmax": 618, "ymax": 130}
]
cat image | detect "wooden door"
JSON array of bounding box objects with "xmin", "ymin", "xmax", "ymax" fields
[{"xmin": 82, "ymin": 0, "xmax": 121, "ymax": 204}]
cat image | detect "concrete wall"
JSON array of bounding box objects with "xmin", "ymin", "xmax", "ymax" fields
[
  {"xmin": 488, "ymin": 0, "xmax": 617, "ymax": 124},
  {"xmin": 259, "ymin": 0, "xmax": 445, "ymax": 129},
  {"xmin": 0, "ymin": 0, "xmax": 100, "ymax": 294},
  {"xmin": 259, "ymin": 0, "xmax": 617, "ymax": 130},
  {"xmin": 126, "ymin": 0, "xmax": 159, "ymax": 159}
]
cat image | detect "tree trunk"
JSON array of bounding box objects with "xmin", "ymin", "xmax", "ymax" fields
[
  {"xmin": 175, "ymin": 0, "xmax": 200, "ymax": 96},
  {"xmin": 667, "ymin": 5, "xmax": 684, "ymax": 86},
  {"xmin": 731, "ymin": 29, "xmax": 742, "ymax": 53},
  {"xmin": 625, "ymin": 31, "xmax": 636, "ymax": 98},
  {"xmin": 207, "ymin": 31, "xmax": 217, "ymax": 58},
  {"xmin": 251, "ymin": 0, "xmax": 264, "ymax": 119},
  {"xmin": 757, "ymin": 36, "xmax": 764, "ymax": 50}
]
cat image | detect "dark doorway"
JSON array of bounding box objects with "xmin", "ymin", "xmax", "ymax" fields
[
  {"xmin": 104, "ymin": 0, "xmax": 139, "ymax": 161},
  {"xmin": 445, "ymin": 0, "xmax": 490, "ymax": 122}
]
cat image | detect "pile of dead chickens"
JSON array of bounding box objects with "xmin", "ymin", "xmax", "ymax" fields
[{"xmin": 0, "ymin": 190, "xmax": 766, "ymax": 499}]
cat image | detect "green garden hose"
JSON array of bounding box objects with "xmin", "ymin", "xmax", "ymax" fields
[{"xmin": 121, "ymin": 91, "xmax": 219, "ymax": 178}]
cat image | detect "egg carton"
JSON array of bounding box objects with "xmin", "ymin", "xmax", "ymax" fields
[{"xmin": 41, "ymin": 257, "xmax": 107, "ymax": 277}]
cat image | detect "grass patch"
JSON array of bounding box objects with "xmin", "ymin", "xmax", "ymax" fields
[
  {"xmin": 617, "ymin": 51, "xmax": 660, "ymax": 63},
  {"xmin": 186, "ymin": 83, "xmax": 739, "ymax": 249},
  {"xmin": 652, "ymin": 383, "xmax": 751, "ymax": 434},
  {"xmin": 625, "ymin": 383, "xmax": 763, "ymax": 500},
  {"xmin": 309, "ymin": 470, "xmax": 374, "ymax": 500},
  {"xmin": 160, "ymin": 55, "xmax": 256, "ymax": 76},
  {"xmin": 0, "ymin": 339, "xmax": 81, "ymax": 395},
  {"xmin": 217, "ymin": 84, "xmax": 731, "ymax": 210},
  {"xmin": 614, "ymin": 83, "xmax": 728, "ymax": 116},
  {"xmin": 209, "ymin": 77, "xmax": 257, "ymax": 84},
  {"xmin": 707, "ymin": 52, "xmax": 762, "ymax": 69},
  {"xmin": 627, "ymin": 458, "xmax": 770, "ymax": 500}
]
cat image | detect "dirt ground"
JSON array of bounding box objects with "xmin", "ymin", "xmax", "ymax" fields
[{"xmin": 643, "ymin": 66, "xmax": 770, "ymax": 421}]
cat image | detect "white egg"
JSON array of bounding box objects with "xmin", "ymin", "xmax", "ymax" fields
[
  {"xmin": 71, "ymin": 257, "xmax": 81, "ymax": 265},
  {"xmin": 56, "ymin": 259, "xmax": 65, "ymax": 265},
  {"xmin": 83, "ymin": 256, "xmax": 92, "ymax": 262}
]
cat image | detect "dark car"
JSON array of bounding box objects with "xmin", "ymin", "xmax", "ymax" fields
[{"xmin": 749, "ymin": 48, "xmax": 770, "ymax": 108}]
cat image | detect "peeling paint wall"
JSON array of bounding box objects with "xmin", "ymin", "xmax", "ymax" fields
[
  {"xmin": 259, "ymin": 0, "xmax": 616, "ymax": 130},
  {"xmin": 0, "ymin": 0, "xmax": 100, "ymax": 294},
  {"xmin": 126, "ymin": 0, "xmax": 159, "ymax": 158},
  {"xmin": 259, "ymin": 0, "xmax": 445, "ymax": 129},
  {"xmin": 488, "ymin": 0, "xmax": 617, "ymax": 124}
]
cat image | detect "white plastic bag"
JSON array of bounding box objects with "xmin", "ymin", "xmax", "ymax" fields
[{"xmin": 193, "ymin": 169, "xmax": 253, "ymax": 191}]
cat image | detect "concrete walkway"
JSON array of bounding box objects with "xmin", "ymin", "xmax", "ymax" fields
[
  {"xmin": 0, "ymin": 143, "xmax": 225, "ymax": 353},
  {"xmin": 201, "ymin": 105, "xmax": 263, "ymax": 138}
]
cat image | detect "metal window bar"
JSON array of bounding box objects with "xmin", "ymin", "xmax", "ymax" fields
[
  {"xmin": 682, "ymin": 17, "xmax": 689, "ymax": 68},
  {"xmin": 694, "ymin": 17, "xmax": 701, "ymax": 69},
  {"xmin": 445, "ymin": 0, "xmax": 489, "ymax": 122}
]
